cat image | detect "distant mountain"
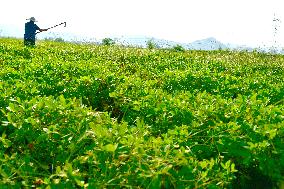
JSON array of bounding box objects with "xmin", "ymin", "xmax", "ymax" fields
[
  {"xmin": 114, "ymin": 36, "xmax": 283, "ymax": 53},
  {"xmin": 186, "ymin": 37, "xmax": 228, "ymax": 50},
  {"xmin": 114, "ymin": 36, "xmax": 229, "ymax": 50}
]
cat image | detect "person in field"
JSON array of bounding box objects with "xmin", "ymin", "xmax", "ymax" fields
[{"xmin": 24, "ymin": 17, "xmax": 48, "ymax": 46}]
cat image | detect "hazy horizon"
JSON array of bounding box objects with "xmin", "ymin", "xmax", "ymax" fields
[{"xmin": 1, "ymin": 0, "xmax": 284, "ymax": 48}]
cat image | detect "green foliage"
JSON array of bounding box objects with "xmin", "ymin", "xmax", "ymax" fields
[
  {"xmin": 0, "ymin": 37, "xmax": 284, "ymax": 188},
  {"xmin": 172, "ymin": 44, "xmax": 185, "ymax": 52},
  {"xmin": 102, "ymin": 38, "xmax": 115, "ymax": 46},
  {"xmin": 147, "ymin": 39, "xmax": 158, "ymax": 49},
  {"xmin": 44, "ymin": 37, "xmax": 65, "ymax": 43},
  {"xmin": 54, "ymin": 37, "xmax": 64, "ymax": 42}
]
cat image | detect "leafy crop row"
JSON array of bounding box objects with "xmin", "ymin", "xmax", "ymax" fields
[{"xmin": 0, "ymin": 38, "xmax": 284, "ymax": 188}]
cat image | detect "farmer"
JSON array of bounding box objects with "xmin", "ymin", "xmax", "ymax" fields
[{"xmin": 24, "ymin": 17, "xmax": 48, "ymax": 46}]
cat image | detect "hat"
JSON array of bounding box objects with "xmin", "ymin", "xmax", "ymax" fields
[{"xmin": 26, "ymin": 17, "xmax": 37, "ymax": 22}]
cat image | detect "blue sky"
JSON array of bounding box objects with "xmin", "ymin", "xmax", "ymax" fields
[{"xmin": 0, "ymin": 0, "xmax": 283, "ymax": 47}]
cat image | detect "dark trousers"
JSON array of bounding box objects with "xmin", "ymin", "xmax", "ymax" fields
[{"xmin": 24, "ymin": 39, "xmax": 35, "ymax": 46}]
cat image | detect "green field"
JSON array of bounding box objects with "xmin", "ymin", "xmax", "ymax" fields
[{"xmin": 0, "ymin": 38, "xmax": 284, "ymax": 188}]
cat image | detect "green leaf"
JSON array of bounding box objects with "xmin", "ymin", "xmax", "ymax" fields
[{"xmin": 104, "ymin": 144, "xmax": 118, "ymax": 152}]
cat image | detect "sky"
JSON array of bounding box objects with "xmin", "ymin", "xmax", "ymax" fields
[{"xmin": 0, "ymin": 0, "xmax": 284, "ymax": 48}]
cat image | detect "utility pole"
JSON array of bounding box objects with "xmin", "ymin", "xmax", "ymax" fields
[{"xmin": 272, "ymin": 13, "xmax": 281, "ymax": 53}]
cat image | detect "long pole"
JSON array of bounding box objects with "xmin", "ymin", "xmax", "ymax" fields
[
  {"xmin": 36, "ymin": 22, "xmax": 66, "ymax": 34},
  {"xmin": 46, "ymin": 22, "xmax": 66, "ymax": 30}
]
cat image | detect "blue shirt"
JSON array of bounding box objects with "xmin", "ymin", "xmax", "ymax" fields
[{"xmin": 24, "ymin": 21, "xmax": 40, "ymax": 40}]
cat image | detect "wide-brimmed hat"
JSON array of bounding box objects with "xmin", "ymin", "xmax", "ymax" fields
[{"xmin": 26, "ymin": 17, "xmax": 37, "ymax": 22}]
